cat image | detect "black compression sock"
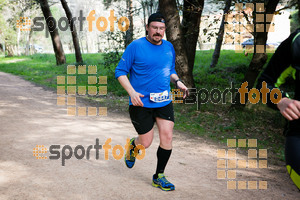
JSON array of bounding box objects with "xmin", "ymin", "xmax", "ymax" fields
[{"xmin": 154, "ymin": 146, "xmax": 172, "ymax": 179}]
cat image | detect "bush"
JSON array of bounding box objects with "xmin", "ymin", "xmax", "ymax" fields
[{"xmin": 290, "ymin": 10, "xmax": 300, "ymax": 33}]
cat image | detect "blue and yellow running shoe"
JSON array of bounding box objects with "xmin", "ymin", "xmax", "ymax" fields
[
  {"xmin": 152, "ymin": 173, "xmax": 175, "ymax": 191},
  {"xmin": 124, "ymin": 138, "xmax": 136, "ymax": 168}
]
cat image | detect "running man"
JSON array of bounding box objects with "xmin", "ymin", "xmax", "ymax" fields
[
  {"xmin": 115, "ymin": 13, "xmax": 188, "ymax": 191},
  {"xmin": 257, "ymin": 28, "xmax": 300, "ymax": 190}
]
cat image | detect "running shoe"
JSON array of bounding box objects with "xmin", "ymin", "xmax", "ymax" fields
[
  {"xmin": 152, "ymin": 173, "xmax": 175, "ymax": 191},
  {"xmin": 124, "ymin": 138, "xmax": 136, "ymax": 168}
]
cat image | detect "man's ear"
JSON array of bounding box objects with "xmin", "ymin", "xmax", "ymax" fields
[{"xmin": 146, "ymin": 24, "xmax": 149, "ymax": 31}]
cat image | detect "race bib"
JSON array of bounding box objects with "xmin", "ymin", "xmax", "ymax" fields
[{"xmin": 150, "ymin": 90, "xmax": 170, "ymax": 103}]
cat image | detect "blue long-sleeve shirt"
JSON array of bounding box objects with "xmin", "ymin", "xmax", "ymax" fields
[{"xmin": 115, "ymin": 37, "xmax": 177, "ymax": 108}]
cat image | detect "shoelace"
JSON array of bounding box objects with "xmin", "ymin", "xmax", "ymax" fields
[
  {"xmin": 129, "ymin": 149, "xmax": 136, "ymax": 161},
  {"xmin": 159, "ymin": 176, "xmax": 170, "ymax": 184},
  {"xmin": 129, "ymin": 147, "xmax": 141, "ymax": 161}
]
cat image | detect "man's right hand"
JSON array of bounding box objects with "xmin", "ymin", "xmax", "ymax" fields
[
  {"xmin": 117, "ymin": 76, "xmax": 144, "ymax": 107},
  {"xmin": 277, "ymin": 97, "xmax": 300, "ymax": 121},
  {"xmin": 129, "ymin": 91, "xmax": 144, "ymax": 107}
]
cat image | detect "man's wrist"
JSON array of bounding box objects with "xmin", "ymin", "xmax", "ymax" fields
[
  {"xmin": 175, "ymin": 78, "xmax": 182, "ymax": 87},
  {"xmin": 128, "ymin": 89, "xmax": 136, "ymax": 97},
  {"xmin": 277, "ymin": 97, "xmax": 289, "ymax": 109}
]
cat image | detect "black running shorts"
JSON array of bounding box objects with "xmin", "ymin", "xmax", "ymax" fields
[{"xmin": 129, "ymin": 102, "xmax": 174, "ymax": 135}]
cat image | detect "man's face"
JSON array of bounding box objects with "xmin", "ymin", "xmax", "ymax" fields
[{"xmin": 146, "ymin": 21, "xmax": 165, "ymax": 44}]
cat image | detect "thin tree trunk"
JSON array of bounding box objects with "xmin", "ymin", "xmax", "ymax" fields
[
  {"xmin": 197, "ymin": 37, "xmax": 202, "ymax": 50},
  {"xmin": 149, "ymin": 0, "xmax": 153, "ymax": 13},
  {"xmin": 210, "ymin": 0, "xmax": 232, "ymax": 68},
  {"xmin": 17, "ymin": 27, "xmax": 21, "ymax": 56},
  {"xmin": 147, "ymin": 0, "xmax": 151, "ymax": 17},
  {"xmin": 60, "ymin": 0, "xmax": 83, "ymax": 63},
  {"xmin": 39, "ymin": 0, "xmax": 66, "ymax": 65},
  {"xmin": 26, "ymin": 25, "xmax": 34, "ymax": 55},
  {"xmin": 142, "ymin": 1, "xmax": 147, "ymax": 35},
  {"xmin": 97, "ymin": 35, "xmax": 100, "ymax": 52},
  {"xmin": 0, "ymin": 43, "xmax": 3, "ymax": 53},
  {"xmin": 85, "ymin": 33, "xmax": 89, "ymax": 53},
  {"xmin": 79, "ymin": 31, "xmax": 84, "ymax": 54},
  {"xmin": 298, "ymin": 0, "xmax": 300, "ymax": 20},
  {"xmin": 231, "ymin": 0, "xmax": 280, "ymax": 109},
  {"xmin": 125, "ymin": 0, "xmax": 134, "ymax": 48},
  {"xmin": 17, "ymin": 1, "xmax": 23, "ymax": 56}
]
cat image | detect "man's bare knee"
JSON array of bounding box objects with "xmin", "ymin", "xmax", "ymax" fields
[
  {"xmin": 159, "ymin": 130, "xmax": 173, "ymax": 147},
  {"xmin": 136, "ymin": 128, "xmax": 154, "ymax": 149},
  {"xmin": 139, "ymin": 139, "xmax": 152, "ymax": 149}
]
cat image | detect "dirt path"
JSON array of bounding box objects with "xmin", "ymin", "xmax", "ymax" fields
[{"xmin": 0, "ymin": 72, "xmax": 299, "ymax": 200}]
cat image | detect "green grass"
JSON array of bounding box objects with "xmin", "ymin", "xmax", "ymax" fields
[
  {"xmin": 0, "ymin": 53, "xmax": 125, "ymax": 95},
  {"xmin": 173, "ymin": 102, "xmax": 286, "ymax": 162},
  {"xmin": 193, "ymin": 50, "xmax": 274, "ymax": 90},
  {"xmin": 0, "ymin": 51, "xmax": 287, "ymax": 162},
  {"xmin": 177, "ymin": 50, "xmax": 285, "ymax": 162}
]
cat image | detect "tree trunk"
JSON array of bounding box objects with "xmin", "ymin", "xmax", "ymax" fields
[
  {"xmin": 85, "ymin": 32, "xmax": 89, "ymax": 53},
  {"xmin": 231, "ymin": 0, "xmax": 280, "ymax": 110},
  {"xmin": 159, "ymin": 0, "xmax": 204, "ymax": 88},
  {"xmin": 146, "ymin": 0, "xmax": 151, "ymax": 16},
  {"xmin": 0, "ymin": 43, "xmax": 3, "ymax": 52},
  {"xmin": 298, "ymin": 0, "xmax": 300, "ymax": 20},
  {"xmin": 182, "ymin": 0, "xmax": 204, "ymax": 87},
  {"xmin": 210, "ymin": 0, "xmax": 232, "ymax": 68},
  {"xmin": 26, "ymin": 26, "xmax": 33, "ymax": 56},
  {"xmin": 79, "ymin": 31, "xmax": 84, "ymax": 53},
  {"xmin": 142, "ymin": 2, "xmax": 147, "ymax": 35},
  {"xmin": 159, "ymin": 0, "xmax": 191, "ymax": 87},
  {"xmin": 60, "ymin": 0, "xmax": 83, "ymax": 63},
  {"xmin": 97, "ymin": 35, "xmax": 101, "ymax": 53},
  {"xmin": 17, "ymin": 27, "xmax": 21, "ymax": 56},
  {"xmin": 39, "ymin": 0, "xmax": 66, "ymax": 65},
  {"xmin": 149, "ymin": 0, "xmax": 153, "ymax": 13},
  {"xmin": 125, "ymin": 0, "xmax": 134, "ymax": 48},
  {"xmin": 5, "ymin": 43, "xmax": 14, "ymax": 57}
]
